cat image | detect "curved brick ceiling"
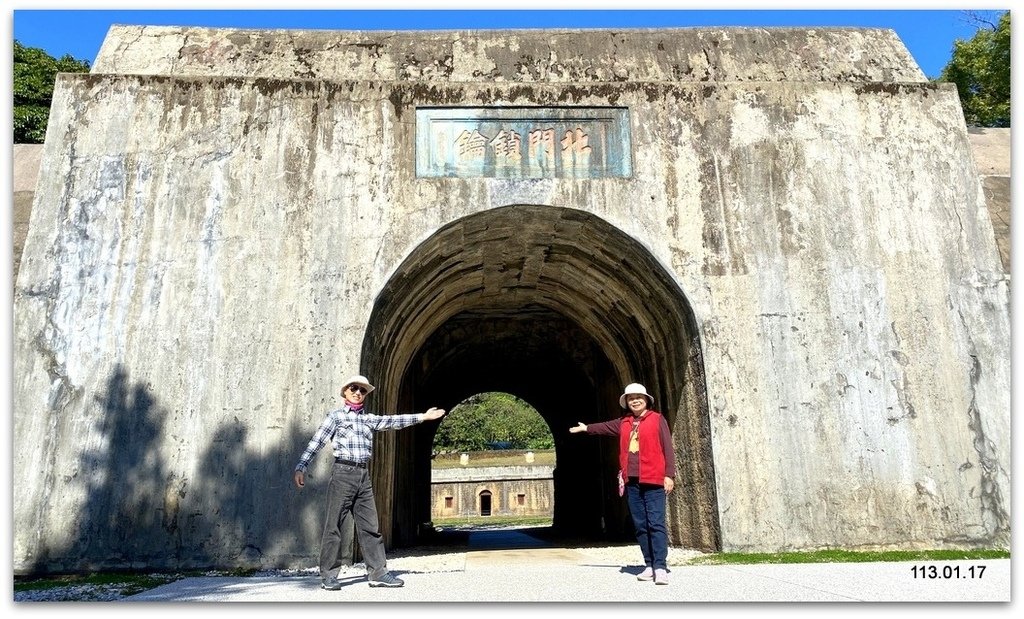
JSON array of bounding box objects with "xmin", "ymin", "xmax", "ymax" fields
[{"xmin": 364, "ymin": 204, "xmax": 698, "ymax": 409}]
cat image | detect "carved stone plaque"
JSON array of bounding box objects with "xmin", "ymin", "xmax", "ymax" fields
[{"xmin": 415, "ymin": 107, "xmax": 632, "ymax": 178}]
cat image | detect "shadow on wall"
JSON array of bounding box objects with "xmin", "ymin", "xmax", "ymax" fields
[{"xmin": 23, "ymin": 365, "xmax": 323, "ymax": 575}]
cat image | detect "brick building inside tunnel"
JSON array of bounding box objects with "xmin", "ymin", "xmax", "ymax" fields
[{"xmin": 13, "ymin": 25, "xmax": 1010, "ymax": 574}]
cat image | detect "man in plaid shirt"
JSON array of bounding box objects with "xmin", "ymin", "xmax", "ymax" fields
[{"xmin": 294, "ymin": 374, "xmax": 446, "ymax": 590}]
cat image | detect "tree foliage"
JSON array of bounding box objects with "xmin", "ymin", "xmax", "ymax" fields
[
  {"xmin": 939, "ymin": 11, "xmax": 1010, "ymax": 127},
  {"xmin": 14, "ymin": 40, "xmax": 91, "ymax": 143},
  {"xmin": 433, "ymin": 392, "xmax": 554, "ymax": 452}
]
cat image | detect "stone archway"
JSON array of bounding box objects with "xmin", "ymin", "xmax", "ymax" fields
[{"xmin": 361, "ymin": 204, "xmax": 720, "ymax": 551}]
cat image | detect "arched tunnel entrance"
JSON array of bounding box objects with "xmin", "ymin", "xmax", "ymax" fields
[{"xmin": 361, "ymin": 205, "xmax": 720, "ymax": 552}]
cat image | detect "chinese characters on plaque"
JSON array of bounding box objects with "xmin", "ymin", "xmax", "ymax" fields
[{"xmin": 416, "ymin": 108, "xmax": 631, "ymax": 178}]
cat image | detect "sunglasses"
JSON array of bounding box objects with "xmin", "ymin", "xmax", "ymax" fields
[{"xmin": 346, "ymin": 385, "xmax": 368, "ymax": 395}]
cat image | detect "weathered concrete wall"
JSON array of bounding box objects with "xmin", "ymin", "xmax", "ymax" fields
[
  {"xmin": 13, "ymin": 26, "xmax": 1010, "ymax": 574},
  {"xmin": 12, "ymin": 144, "xmax": 43, "ymax": 287},
  {"xmin": 968, "ymin": 128, "xmax": 1010, "ymax": 273},
  {"xmin": 13, "ymin": 131, "xmax": 1011, "ymax": 284},
  {"xmin": 93, "ymin": 25, "xmax": 927, "ymax": 83},
  {"xmin": 9, "ymin": 132, "xmax": 1015, "ymax": 286}
]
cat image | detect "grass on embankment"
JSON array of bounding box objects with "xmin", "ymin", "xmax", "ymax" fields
[
  {"xmin": 431, "ymin": 449, "xmax": 556, "ymax": 469},
  {"xmin": 14, "ymin": 568, "xmax": 257, "ymax": 595},
  {"xmin": 687, "ymin": 548, "xmax": 1009, "ymax": 565},
  {"xmin": 433, "ymin": 516, "xmax": 554, "ymax": 528}
]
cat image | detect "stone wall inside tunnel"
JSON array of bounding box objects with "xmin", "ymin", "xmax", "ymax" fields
[{"xmin": 12, "ymin": 25, "xmax": 1010, "ymax": 574}]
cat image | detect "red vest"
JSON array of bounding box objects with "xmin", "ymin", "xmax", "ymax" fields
[{"xmin": 618, "ymin": 411, "xmax": 667, "ymax": 485}]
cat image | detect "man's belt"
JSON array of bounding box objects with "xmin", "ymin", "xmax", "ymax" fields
[{"xmin": 335, "ymin": 458, "xmax": 368, "ymax": 468}]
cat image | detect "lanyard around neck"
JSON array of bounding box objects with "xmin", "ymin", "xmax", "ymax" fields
[{"xmin": 628, "ymin": 411, "xmax": 647, "ymax": 452}]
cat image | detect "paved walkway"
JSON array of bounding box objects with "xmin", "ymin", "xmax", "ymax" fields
[
  {"xmin": 127, "ymin": 529, "xmax": 1011, "ymax": 603},
  {"xmin": 127, "ymin": 558, "xmax": 1011, "ymax": 603}
]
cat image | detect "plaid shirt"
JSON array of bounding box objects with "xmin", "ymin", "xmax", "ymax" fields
[{"xmin": 295, "ymin": 404, "xmax": 423, "ymax": 471}]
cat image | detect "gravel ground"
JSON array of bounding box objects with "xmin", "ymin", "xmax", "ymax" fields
[{"xmin": 14, "ymin": 544, "xmax": 704, "ymax": 602}]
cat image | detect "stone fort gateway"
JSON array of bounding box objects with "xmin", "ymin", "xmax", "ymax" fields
[{"xmin": 13, "ymin": 25, "xmax": 1010, "ymax": 574}]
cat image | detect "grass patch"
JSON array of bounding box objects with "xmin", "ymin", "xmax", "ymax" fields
[
  {"xmin": 432, "ymin": 449, "xmax": 556, "ymax": 469},
  {"xmin": 14, "ymin": 567, "xmax": 259, "ymax": 596},
  {"xmin": 433, "ymin": 515, "xmax": 553, "ymax": 528},
  {"xmin": 687, "ymin": 548, "xmax": 1010, "ymax": 565}
]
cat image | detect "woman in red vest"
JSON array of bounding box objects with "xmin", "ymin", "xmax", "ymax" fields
[{"xmin": 570, "ymin": 382, "xmax": 676, "ymax": 585}]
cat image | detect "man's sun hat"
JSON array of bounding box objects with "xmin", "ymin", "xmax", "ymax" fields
[
  {"xmin": 619, "ymin": 383, "xmax": 653, "ymax": 408},
  {"xmin": 342, "ymin": 375, "xmax": 375, "ymax": 394}
]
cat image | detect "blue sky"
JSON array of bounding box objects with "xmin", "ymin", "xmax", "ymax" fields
[{"xmin": 10, "ymin": 7, "xmax": 1008, "ymax": 79}]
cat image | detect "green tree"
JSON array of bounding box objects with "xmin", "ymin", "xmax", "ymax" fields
[
  {"xmin": 479, "ymin": 393, "xmax": 555, "ymax": 449},
  {"xmin": 938, "ymin": 11, "xmax": 1010, "ymax": 127},
  {"xmin": 14, "ymin": 40, "xmax": 90, "ymax": 143},
  {"xmin": 434, "ymin": 395, "xmax": 491, "ymax": 451},
  {"xmin": 433, "ymin": 392, "xmax": 554, "ymax": 452}
]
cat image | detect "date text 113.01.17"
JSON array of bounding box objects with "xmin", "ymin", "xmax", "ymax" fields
[{"xmin": 911, "ymin": 565, "xmax": 986, "ymax": 579}]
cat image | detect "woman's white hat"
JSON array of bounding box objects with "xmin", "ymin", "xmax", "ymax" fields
[
  {"xmin": 342, "ymin": 375, "xmax": 375, "ymax": 394},
  {"xmin": 619, "ymin": 382, "xmax": 653, "ymax": 408}
]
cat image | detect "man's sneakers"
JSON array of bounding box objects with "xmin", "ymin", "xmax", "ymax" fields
[
  {"xmin": 637, "ymin": 566, "xmax": 654, "ymax": 581},
  {"xmin": 320, "ymin": 577, "xmax": 343, "ymax": 591},
  {"xmin": 324, "ymin": 571, "xmax": 405, "ymax": 589},
  {"xmin": 654, "ymin": 568, "xmax": 670, "ymax": 585},
  {"xmin": 368, "ymin": 571, "xmax": 405, "ymax": 588}
]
